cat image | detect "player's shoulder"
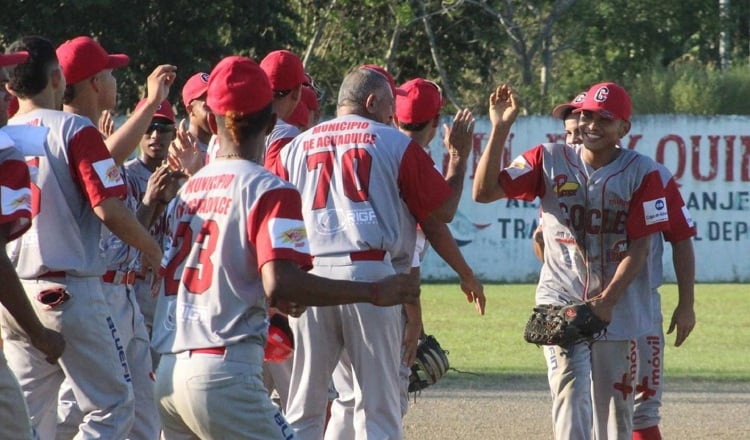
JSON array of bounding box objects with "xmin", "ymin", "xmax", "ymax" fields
[{"xmin": 618, "ymin": 148, "xmax": 661, "ymax": 173}]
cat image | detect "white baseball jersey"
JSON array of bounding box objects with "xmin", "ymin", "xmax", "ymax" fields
[
  {"xmin": 7, "ymin": 109, "xmax": 126, "ymax": 278},
  {"xmin": 151, "ymin": 159, "xmax": 312, "ymax": 354},
  {"xmin": 123, "ymin": 158, "xmax": 169, "ymax": 270},
  {"xmin": 99, "ymin": 167, "xmax": 140, "ymax": 271},
  {"xmin": 272, "ymin": 114, "xmax": 451, "ymax": 266},
  {"xmin": 263, "ymin": 119, "xmax": 300, "ymax": 170},
  {"xmin": 500, "ymin": 143, "xmax": 670, "ymax": 339}
]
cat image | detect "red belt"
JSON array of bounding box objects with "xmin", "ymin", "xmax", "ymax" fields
[
  {"xmin": 349, "ymin": 250, "xmax": 386, "ymax": 261},
  {"xmin": 190, "ymin": 347, "xmax": 226, "ymax": 356},
  {"xmin": 102, "ymin": 270, "xmax": 136, "ymax": 285}
]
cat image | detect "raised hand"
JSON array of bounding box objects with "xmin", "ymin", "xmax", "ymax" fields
[
  {"xmin": 145, "ymin": 64, "xmax": 178, "ymax": 105},
  {"xmin": 98, "ymin": 109, "xmax": 115, "ymax": 138},
  {"xmin": 489, "ymin": 84, "xmax": 519, "ymax": 127},
  {"xmin": 168, "ymin": 119, "xmax": 204, "ymax": 177},
  {"xmin": 443, "ymin": 108, "xmax": 475, "ymax": 161}
]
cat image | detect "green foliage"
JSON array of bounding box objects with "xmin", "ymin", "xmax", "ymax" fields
[
  {"xmin": 2, "ymin": 0, "xmax": 749, "ymax": 116},
  {"xmin": 421, "ymin": 283, "xmax": 750, "ymax": 381}
]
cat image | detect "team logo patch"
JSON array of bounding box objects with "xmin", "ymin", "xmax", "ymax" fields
[
  {"xmin": 269, "ymin": 218, "xmax": 310, "ymax": 252},
  {"xmin": 505, "ymin": 156, "xmax": 532, "ymax": 180},
  {"xmin": 553, "ymin": 175, "xmax": 579, "ymax": 197},
  {"xmin": 92, "ymin": 158, "xmax": 124, "ymax": 188},
  {"xmin": 1, "ymin": 185, "xmax": 31, "ymax": 215},
  {"xmin": 643, "ymin": 197, "xmax": 668, "ymax": 225},
  {"xmin": 606, "ymin": 239, "xmax": 628, "ymax": 262}
]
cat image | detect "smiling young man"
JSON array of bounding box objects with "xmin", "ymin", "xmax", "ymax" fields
[{"xmin": 474, "ymin": 82, "xmax": 671, "ymax": 440}]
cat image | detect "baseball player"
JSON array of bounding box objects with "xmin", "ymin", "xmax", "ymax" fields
[
  {"xmin": 0, "ymin": 50, "xmax": 66, "ymax": 440},
  {"xmin": 632, "ymin": 164, "xmax": 696, "ymax": 440},
  {"xmin": 534, "ymin": 93, "xmax": 698, "ymax": 440},
  {"xmin": 124, "ymin": 98, "xmax": 178, "ymax": 343},
  {"xmin": 181, "ymin": 72, "xmax": 212, "ymax": 156},
  {"xmin": 0, "ymin": 35, "xmax": 163, "ymax": 439},
  {"xmin": 474, "ymin": 83, "xmax": 671, "ymax": 440},
  {"xmin": 328, "ymin": 77, "xmax": 487, "ymax": 438},
  {"xmin": 260, "ymin": 49, "xmax": 307, "ymax": 169},
  {"xmin": 150, "ymin": 55, "xmax": 419, "ymax": 440},
  {"xmin": 271, "ymin": 67, "xmax": 454, "ymax": 440}
]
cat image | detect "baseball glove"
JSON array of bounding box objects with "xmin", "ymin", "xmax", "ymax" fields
[
  {"xmin": 523, "ymin": 302, "xmax": 609, "ymax": 348},
  {"xmin": 408, "ymin": 335, "xmax": 450, "ymax": 393}
]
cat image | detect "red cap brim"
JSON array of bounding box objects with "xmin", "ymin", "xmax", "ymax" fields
[
  {"xmin": 105, "ymin": 54, "xmax": 130, "ymax": 70},
  {"xmin": 0, "ymin": 51, "xmax": 29, "ymax": 67},
  {"xmin": 551, "ymin": 103, "xmax": 575, "ymax": 120}
]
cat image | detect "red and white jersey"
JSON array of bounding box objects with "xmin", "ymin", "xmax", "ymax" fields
[
  {"xmin": 500, "ymin": 143, "xmax": 670, "ymax": 339},
  {"xmin": 99, "ymin": 166, "xmax": 140, "ymax": 271},
  {"xmin": 8, "ymin": 109, "xmax": 126, "ymax": 278},
  {"xmin": 263, "ymin": 119, "xmax": 299, "ymax": 170},
  {"xmin": 272, "ymin": 114, "xmax": 451, "ymax": 270},
  {"xmin": 648, "ymin": 162, "xmax": 696, "ymax": 290},
  {"xmin": 151, "ymin": 159, "xmax": 312, "ymax": 354},
  {"xmin": 0, "ymin": 131, "xmax": 31, "ymax": 241}
]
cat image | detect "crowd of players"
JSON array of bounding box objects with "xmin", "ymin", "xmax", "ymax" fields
[{"xmin": 0, "ymin": 34, "xmax": 694, "ymax": 440}]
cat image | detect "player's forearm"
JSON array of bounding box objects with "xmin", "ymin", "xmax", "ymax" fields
[
  {"xmin": 136, "ymin": 193, "xmax": 167, "ymax": 229},
  {"xmin": 437, "ymin": 155, "xmax": 468, "ymax": 221},
  {"xmin": 106, "ymin": 100, "xmax": 161, "ymax": 166},
  {"xmin": 671, "ymin": 238, "xmax": 695, "ymax": 308},
  {"xmin": 262, "ymin": 260, "xmax": 382, "ymax": 307},
  {"xmin": 419, "ymin": 216, "xmax": 473, "ymax": 280},
  {"xmin": 404, "ymin": 302, "xmax": 422, "ymax": 329},
  {"xmin": 472, "ymin": 123, "xmax": 510, "ymax": 203},
  {"xmin": 597, "ymin": 235, "xmax": 651, "ymax": 307},
  {"xmin": 94, "ymin": 198, "xmax": 162, "ymax": 259},
  {"xmin": 532, "ymin": 226, "xmax": 545, "ymax": 262},
  {"xmin": 0, "ymin": 251, "xmax": 47, "ymax": 342}
]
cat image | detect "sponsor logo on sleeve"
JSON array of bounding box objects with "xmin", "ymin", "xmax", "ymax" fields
[
  {"xmin": 92, "ymin": 158, "xmax": 124, "ymax": 188},
  {"xmin": 505, "ymin": 156, "xmax": 532, "ymax": 180},
  {"xmin": 643, "ymin": 197, "xmax": 668, "ymax": 225},
  {"xmin": 1, "ymin": 186, "xmax": 31, "ymax": 215},
  {"xmin": 269, "ymin": 218, "xmax": 311, "ymax": 253}
]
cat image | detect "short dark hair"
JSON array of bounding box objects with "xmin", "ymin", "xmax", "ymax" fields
[
  {"xmin": 62, "ymin": 84, "xmax": 77, "ymax": 105},
  {"xmin": 398, "ymin": 121, "xmax": 429, "ymax": 132},
  {"xmin": 7, "ymin": 36, "xmax": 58, "ymax": 99}
]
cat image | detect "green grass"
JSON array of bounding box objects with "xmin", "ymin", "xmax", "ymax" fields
[{"xmin": 420, "ymin": 283, "xmax": 750, "ymax": 382}]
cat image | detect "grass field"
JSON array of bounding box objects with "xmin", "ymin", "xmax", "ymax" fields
[{"xmin": 420, "ymin": 283, "xmax": 750, "ymax": 382}]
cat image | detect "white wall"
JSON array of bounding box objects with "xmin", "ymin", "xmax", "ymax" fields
[{"xmin": 421, "ymin": 115, "xmax": 750, "ymax": 282}]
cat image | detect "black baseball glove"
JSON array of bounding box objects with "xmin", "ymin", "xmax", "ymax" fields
[
  {"xmin": 408, "ymin": 335, "xmax": 450, "ymax": 393},
  {"xmin": 523, "ymin": 302, "xmax": 609, "ymax": 348}
]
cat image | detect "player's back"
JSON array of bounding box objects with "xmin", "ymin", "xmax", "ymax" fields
[
  {"xmin": 280, "ymin": 114, "xmax": 416, "ymax": 259},
  {"xmin": 154, "ymin": 160, "xmax": 301, "ymax": 354},
  {"xmin": 8, "ymin": 109, "xmax": 124, "ymax": 278}
]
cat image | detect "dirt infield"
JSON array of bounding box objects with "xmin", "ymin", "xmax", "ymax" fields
[{"xmin": 402, "ymin": 374, "xmax": 750, "ymax": 439}]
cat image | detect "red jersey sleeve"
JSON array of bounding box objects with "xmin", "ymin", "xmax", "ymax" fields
[
  {"xmin": 247, "ymin": 187, "xmax": 312, "ymax": 271},
  {"xmin": 662, "ymin": 177, "xmax": 696, "ymax": 242},
  {"xmin": 397, "ymin": 141, "xmax": 452, "ymax": 222},
  {"xmin": 0, "ymin": 157, "xmax": 31, "ymax": 241},
  {"xmin": 67, "ymin": 126, "xmax": 127, "ymax": 207},
  {"xmin": 626, "ymin": 170, "xmax": 670, "ymax": 239},
  {"xmin": 498, "ymin": 145, "xmax": 546, "ymax": 201},
  {"xmin": 263, "ymin": 137, "xmax": 293, "ymax": 172}
]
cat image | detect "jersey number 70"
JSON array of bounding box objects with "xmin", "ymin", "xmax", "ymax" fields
[{"xmin": 307, "ymin": 147, "xmax": 372, "ymax": 209}]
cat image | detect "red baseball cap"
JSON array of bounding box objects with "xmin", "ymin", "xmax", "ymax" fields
[
  {"xmin": 0, "ymin": 51, "xmax": 28, "ymax": 67},
  {"xmin": 134, "ymin": 98, "xmax": 176, "ymax": 124},
  {"xmin": 300, "ymin": 86, "xmax": 319, "ymax": 112},
  {"xmin": 285, "ymin": 99, "xmax": 310, "ymax": 128},
  {"xmin": 574, "ymin": 82, "xmax": 631, "ymax": 122},
  {"xmin": 56, "ymin": 36, "xmax": 129, "ymax": 85},
  {"xmin": 551, "ymin": 91, "xmax": 587, "ymax": 120},
  {"xmin": 395, "ymin": 78, "xmax": 444, "ymax": 125},
  {"xmin": 182, "ymin": 72, "xmax": 210, "ymax": 109},
  {"xmin": 359, "ymin": 64, "xmax": 397, "ymax": 98},
  {"xmin": 207, "ymin": 56, "xmax": 272, "ymax": 116},
  {"xmin": 260, "ymin": 50, "xmax": 307, "ymax": 92}
]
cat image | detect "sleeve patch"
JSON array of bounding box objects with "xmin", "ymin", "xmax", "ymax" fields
[
  {"xmin": 681, "ymin": 205, "xmax": 695, "ymax": 229},
  {"xmin": 643, "ymin": 197, "xmax": 669, "ymax": 225},
  {"xmin": 92, "ymin": 158, "xmax": 124, "ymax": 188},
  {"xmin": 1, "ymin": 185, "xmax": 31, "ymax": 215},
  {"xmin": 505, "ymin": 156, "xmax": 532, "ymax": 180},
  {"xmin": 268, "ymin": 218, "xmax": 311, "ymax": 253}
]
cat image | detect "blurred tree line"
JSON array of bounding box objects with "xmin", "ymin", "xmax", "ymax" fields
[{"xmin": 2, "ymin": 0, "xmax": 749, "ymax": 118}]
